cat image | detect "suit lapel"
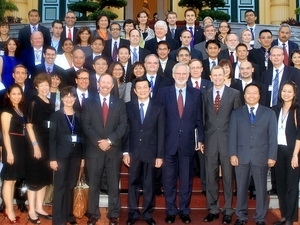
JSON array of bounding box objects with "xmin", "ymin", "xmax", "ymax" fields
[{"xmin": 169, "ymin": 86, "xmax": 179, "ymax": 118}]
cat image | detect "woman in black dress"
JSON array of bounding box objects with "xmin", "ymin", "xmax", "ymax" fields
[
  {"xmin": 49, "ymin": 86, "xmax": 83, "ymax": 225},
  {"xmin": 1, "ymin": 84, "xmax": 26, "ymax": 223},
  {"xmin": 26, "ymin": 73, "xmax": 55, "ymax": 223}
]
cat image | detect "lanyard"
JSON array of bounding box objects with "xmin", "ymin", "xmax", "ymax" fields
[{"xmin": 65, "ymin": 112, "xmax": 75, "ymax": 134}]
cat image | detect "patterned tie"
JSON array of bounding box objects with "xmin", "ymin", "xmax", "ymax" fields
[
  {"xmin": 214, "ymin": 91, "xmax": 221, "ymax": 112},
  {"xmin": 195, "ymin": 81, "xmax": 200, "ymax": 89},
  {"xmin": 150, "ymin": 76, "xmax": 154, "ymax": 92},
  {"xmin": 32, "ymin": 26, "xmax": 37, "ymax": 33},
  {"xmin": 177, "ymin": 89, "xmax": 184, "ymax": 118},
  {"xmin": 188, "ymin": 26, "xmax": 194, "ymax": 47},
  {"xmin": 250, "ymin": 107, "xmax": 255, "ymax": 124},
  {"xmin": 68, "ymin": 28, "xmax": 72, "ymax": 40},
  {"xmin": 140, "ymin": 103, "xmax": 145, "ymax": 124},
  {"xmin": 171, "ymin": 28, "xmax": 175, "ymax": 39},
  {"xmin": 102, "ymin": 98, "xmax": 109, "ymax": 127},
  {"xmin": 35, "ymin": 50, "xmax": 41, "ymax": 63},
  {"xmin": 230, "ymin": 52, "xmax": 234, "ymax": 63},
  {"xmin": 112, "ymin": 41, "xmax": 118, "ymax": 62},
  {"xmin": 211, "ymin": 60, "xmax": 216, "ymax": 70},
  {"xmin": 81, "ymin": 93, "xmax": 85, "ymax": 106},
  {"xmin": 272, "ymin": 69, "xmax": 279, "ymax": 107},
  {"xmin": 282, "ymin": 43, "xmax": 289, "ymax": 65},
  {"xmin": 132, "ymin": 47, "xmax": 138, "ymax": 64},
  {"xmin": 47, "ymin": 67, "xmax": 51, "ymax": 74},
  {"xmin": 264, "ymin": 50, "xmax": 269, "ymax": 69}
]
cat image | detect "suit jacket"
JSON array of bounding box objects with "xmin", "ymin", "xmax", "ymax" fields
[
  {"xmin": 157, "ymin": 85, "xmax": 204, "ymax": 156},
  {"xmin": 144, "ymin": 37, "xmax": 179, "ymax": 55},
  {"xmin": 124, "ymin": 99, "xmax": 165, "ymax": 163},
  {"xmin": 18, "ymin": 25, "xmax": 51, "ymax": 50},
  {"xmin": 35, "ymin": 63, "xmax": 65, "ymax": 80},
  {"xmin": 133, "ymin": 47, "xmax": 150, "ymax": 62},
  {"xmin": 261, "ymin": 66, "xmax": 300, "ymax": 106},
  {"xmin": 88, "ymin": 73, "xmax": 119, "ymax": 97},
  {"xmin": 20, "ymin": 47, "xmax": 45, "ymax": 79},
  {"xmin": 49, "ymin": 109, "xmax": 83, "ymax": 160},
  {"xmin": 202, "ymin": 57, "xmax": 226, "ymax": 80},
  {"xmin": 158, "ymin": 58, "xmax": 176, "ymax": 80},
  {"xmin": 219, "ymin": 49, "xmax": 237, "ymax": 63},
  {"xmin": 169, "ymin": 48, "xmax": 203, "ymax": 61},
  {"xmin": 271, "ymin": 39, "xmax": 299, "ymax": 65},
  {"xmin": 203, "ymin": 85, "xmax": 242, "ymax": 156},
  {"xmin": 230, "ymin": 79, "xmax": 267, "ymax": 106},
  {"xmin": 103, "ymin": 38, "xmax": 130, "ymax": 60},
  {"xmin": 187, "ymin": 77, "xmax": 213, "ymax": 93},
  {"xmin": 248, "ymin": 48, "xmax": 273, "ymax": 73},
  {"xmin": 232, "ymin": 61, "xmax": 261, "ymax": 82},
  {"xmin": 237, "ymin": 25, "xmax": 263, "ymax": 49},
  {"xmin": 174, "ymin": 26, "xmax": 205, "ymax": 47},
  {"xmin": 81, "ymin": 94, "xmax": 127, "ymax": 159},
  {"xmin": 228, "ymin": 104, "xmax": 277, "ymax": 166},
  {"xmin": 60, "ymin": 26, "xmax": 79, "ymax": 44},
  {"xmin": 194, "ymin": 41, "xmax": 227, "ymax": 60}
]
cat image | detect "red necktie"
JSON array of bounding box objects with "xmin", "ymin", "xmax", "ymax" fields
[
  {"xmin": 177, "ymin": 89, "xmax": 184, "ymax": 118},
  {"xmin": 102, "ymin": 98, "xmax": 109, "ymax": 127},
  {"xmin": 230, "ymin": 52, "xmax": 235, "ymax": 63},
  {"xmin": 195, "ymin": 81, "xmax": 200, "ymax": 89},
  {"xmin": 282, "ymin": 43, "xmax": 289, "ymax": 65},
  {"xmin": 214, "ymin": 91, "xmax": 221, "ymax": 112},
  {"xmin": 68, "ymin": 28, "xmax": 72, "ymax": 40}
]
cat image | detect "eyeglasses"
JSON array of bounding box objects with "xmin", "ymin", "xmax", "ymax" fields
[{"xmin": 76, "ymin": 77, "xmax": 89, "ymax": 81}]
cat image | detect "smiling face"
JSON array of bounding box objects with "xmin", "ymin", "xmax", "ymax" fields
[
  {"xmin": 244, "ymin": 85, "xmax": 260, "ymax": 107},
  {"xmin": 44, "ymin": 48, "xmax": 56, "ymax": 65},
  {"xmin": 62, "ymin": 93, "xmax": 76, "ymax": 107},
  {"xmin": 93, "ymin": 58, "xmax": 108, "ymax": 75},
  {"xmin": 75, "ymin": 71, "xmax": 89, "ymax": 91},
  {"xmin": 241, "ymin": 30, "xmax": 252, "ymax": 44},
  {"xmin": 189, "ymin": 60, "xmax": 203, "ymax": 79},
  {"xmin": 99, "ymin": 74, "xmax": 114, "ymax": 96},
  {"xmin": 8, "ymin": 86, "xmax": 23, "ymax": 107},
  {"xmin": 65, "ymin": 12, "xmax": 76, "ymax": 28},
  {"xmin": 134, "ymin": 80, "xmax": 151, "ymax": 101},
  {"xmin": 292, "ymin": 52, "xmax": 300, "ymax": 67},
  {"xmin": 133, "ymin": 64, "xmax": 145, "ymax": 78},
  {"xmin": 210, "ymin": 67, "xmax": 225, "ymax": 88},
  {"xmin": 137, "ymin": 12, "xmax": 148, "ymax": 25},
  {"xmin": 111, "ymin": 64, "xmax": 124, "ymax": 80},
  {"xmin": 36, "ymin": 81, "xmax": 50, "ymax": 98},
  {"xmin": 98, "ymin": 16, "xmax": 109, "ymax": 29},
  {"xmin": 6, "ymin": 39, "xmax": 17, "ymax": 53},
  {"xmin": 62, "ymin": 39, "xmax": 74, "ymax": 53},
  {"xmin": 281, "ymin": 83, "xmax": 295, "ymax": 104},
  {"xmin": 173, "ymin": 64, "xmax": 189, "ymax": 88}
]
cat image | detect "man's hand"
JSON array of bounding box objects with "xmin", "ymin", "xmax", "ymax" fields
[
  {"xmin": 155, "ymin": 158, "xmax": 163, "ymax": 168},
  {"xmin": 267, "ymin": 159, "xmax": 276, "ymax": 167},
  {"xmin": 98, "ymin": 139, "xmax": 111, "ymax": 151},
  {"xmin": 230, "ymin": 155, "xmax": 239, "ymax": 166},
  {"xmin": 123, "ymin": 154, "xmax": 130, "ymax": 167},
  {"xmin": 195, "ymin": 142, "xmax": 204, "ymax": 154}
]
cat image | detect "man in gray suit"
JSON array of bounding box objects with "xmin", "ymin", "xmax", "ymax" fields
[
  {"xmin": 202, "ymin": 66, "xmax": 242, "ymax": 223},
  {"xmin": 81, "ymin": 74, "xmax": 127, "ymax": 225},
  {"xmin": 228, "ymin": 83, "xmax": 277, "ymax": 225}
]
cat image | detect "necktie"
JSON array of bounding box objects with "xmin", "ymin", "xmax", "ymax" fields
[
  {"xmin": 81, "ymin": 93, "xmax": 85, "ymax": 106},
  {"xmin": 150, "ymin": 76, "xmax": 154, "ymax": 92},
  {"xmin": 47, "ymin": 67, "xmax": 51, "ymax": 74},
  {"xmin": 211, "ymin": 60, "xmax": 216, "ymax": 69},
  {"xmin": 214, "ymin": 91, "xmax": 221, "ymax": 112},
  {"xmin": 32, "ymin": 26, "xmax": 37, "ymax": 32},
  {"xmin": 132, "ymin": 47, "xmax": 138, "ymax": 64},
  {"xmin": 177, "ymin": 89, "xmax": 184, "ymax": 118},
  {"xmin": 195, "ymin": 81, "xmax": 200, "ymax": 89},
  {"xmin": 112, "ymin": 41, "xmax": 118, "ymax": 62},
  {"xmin": 250, "ymin": 107, "xmax": 255, "ymax": 124},
  {"xmin": 230, "ymin": 52, "xmax": 234, "ymax": 63},
  {"xmin": 140, "ymin": 103, "xmax": 145, "ymax": 124},
  {"xmin": 68, "ymin": 28, "xmax": 72, "ymax": 40},
  {"xmin": 264, "ymin": 50, "xmax": 269, "ymax": 69},
  {"xmin": 282, "ymin": 43, "xmax": 289, "ymax": 65},
  {"xmin": 272, "ymin": 69, "xmax": 279, "ymax": 107},
  {"xmin": 250, "ymin": 28, "xmax": 255, "ymax": 40},
  {"xmin": 188, "ymin": 26, "xmax": 194, "ymax": 47},
  {"xmin": 35, "ymin": 50, "xmax": 41, "ymax": 62},
  {"xmin": 102, "ymin": 98, "xmax": 109, "ymax": 127},
  {"xmin": 171, "ymin": 28, "xmax": 175, "ymax": 39}
]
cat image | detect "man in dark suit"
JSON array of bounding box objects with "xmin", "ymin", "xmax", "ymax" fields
[
  {"xmin": 50, "ymin": 20, "xmax": 64, "ymax": 54},
  {"xmin": 81, "ymin": 74, "xmax": 127, "ymax": 225},
  {"xmin": 271, "ymin": 23, "xmax": 299, "ymax": 66},
  {"xmin": 144, "ymin": 20, "xmax": 179, "ymax": 55},
  {"xmin": 166, "ymin": 11, "xmax": 178, "ymax": 39},
  {"xmin": 128, "ymin": 29, "xmax": 151, "ymax": 64},
  {"xmin": 248, "ymin": 29, "xmax": 274, "ymax": 73},
  {"xmin": 103, "ymin": 22, "xmax": 130, "ymax": 62},
  {"xmin": 35, "ymin": 46, "xmax": 64, "ymax": 79},
  {"xmin": 218, "ymin": 34, "xmax": 239, "ymax": 64},
  {"xmin": 124, "ymin": 77, "xmax": 165, "ymax": 225},
  {"xmin": 18, "ymin": 9, "xmax": 51, "ymax": 50},
  {"xmin": 73, "ymin": 68, "xmax": 91, "ymax": 112},
  {"xmin": 117, "ymin": 46, "xmax": 132, "ymax": 82},
  {"xmin": 60, "ymin": 11, "xmax": 78, "ymax": 44},
  {"xmin": 158, "ymin": 62, "xmax": 204, "ymax": 224},
  {"xmin": 202, "ymin": 66, "xmax": 242, "ymax": 224},
  {"xmin": 84, "ymin": 37, "xmax": 106, "ymax": 74},
  {"xmin": 188, "ymin": 59, "xmax": 212, "ymax": 93},
  {"xmin": 228, "ymin": 83, "xmax": 277, "ymax": 225},
  {"xmin": 174, "ymin": 8, "xmax": 205, "ymax": 47},
  {"xmin": 156, "ymin": 41, "xmax": 176, "ymax": 80}
]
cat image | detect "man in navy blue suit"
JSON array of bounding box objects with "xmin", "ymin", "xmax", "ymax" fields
[
  {"xmin": 158, "ymin": 62, "xmax": 204, "ymax": 224},
  {"xmin": 124, "ymin": 77, "xmax": 165, "ymax": 225}
]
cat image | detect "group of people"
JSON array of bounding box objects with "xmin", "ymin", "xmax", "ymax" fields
[{"xmin": 0, "ymin": 5, "xmax": 299, "ymax": 225}]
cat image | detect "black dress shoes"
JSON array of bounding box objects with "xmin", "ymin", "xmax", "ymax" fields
[
  {"xmin": 256, "ymin": 222, "xmax": 265, "ymax": 225},
  {"xmin": 126, "ymin": 218, "xmax": 138, "ymax": 225},
  {"xmin": 203, "ymin": 213, "xmax": 219, "ymax": 222},
  {"xmin": 87, "ymin": 217, "xmax": 98, "ymax": 225},
  {"xmin": 109, "ymin": 217, "xmax": 118, "ymax": 225},
  {"xmin": 273, "ymin": 219, "xmax": 286, "ymax": 225},
  {"xmin": 145, "ymin": 218, "xmax": 156, "ymax": 225},
  {"xmin": 267, "ymin": 188, "xmax": 277, "ymax": 195},
  {"xmin": 222, "ymin": 215, "xmax": 232, "ymax": 224},
  {"xmin": 180, "ymin": 214, "xmax": 191, "ymax": 223},
  {"xmin": 165, "ymin": 215, "xmax": 176, "ymax": 223},
  {"xmin": 201, "ymin": 191, "xmax": 206, "ymax": 196},
  {"xmin": 234, "ymin": 219, "xmax": 247, "ymax": 225},
  {"xmin": 18, "ymin": 203, "xmax": 28, "ymax": 212}
]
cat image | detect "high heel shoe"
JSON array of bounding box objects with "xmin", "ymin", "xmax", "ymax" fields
[
  {"xmin": 3, "ymin": 210, "xmax": 20, "ymax": 224},
  {"xmin": 28, "ymin": 215, "xmax": 41, "ymax": 224}
]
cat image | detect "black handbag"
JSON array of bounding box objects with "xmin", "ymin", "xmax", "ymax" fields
[{"xmin": 14, "ymin": 179, "xmax": 28, "ymax": 201}]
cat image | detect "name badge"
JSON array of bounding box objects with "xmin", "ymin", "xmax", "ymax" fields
[
  {"xmin": 250, "ymin": 40, "xmax": 254, "ymax": 46},
  {"xmin": 278, "ymin": 127, "xmax": 285, "ymax": 135},
  {"xmin": 71, "ymin": 134, "xmax": 78, "ymax": 143},
  {"xmin": 47, "ymin": 121, "xmax": 50, "ymax": 128},
  {"xmin": 268, "ymin": 85, "xmax": 273, "ymax": 91}
]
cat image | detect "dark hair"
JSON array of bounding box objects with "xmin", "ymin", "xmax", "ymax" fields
[
  {"xmin": 60, "ymin": 86, "xmax": 77, "ymax": 99},
  {"xmin": 218, "ymin": 59, "xmax": 233, "ymax": 79},
  {"xmin": 136, "ymin": 10, "xmax": 149, "ymax": 25},
  {"xmin": 167, "ymin": 11, "xmax": 177, "ymax": 18},
  {"xmin": 4, "ymin": 38, "xmax": 20, "ymax": 57},
  {"xmin": 93, "ymin": 55, "xmax": 109, "ymax": 65},
  {"xmin": 95, "ymin": 14, "xmax": 110, "ymax": 30},
  {"xmin": 110, "ymin": 22, "xmax": 121, "ymax": 30},
  {"xmin": 157, "ymin": 40, "xmax": 171, "ymax": 50},
  {"xmin": 176, "ymin": 47, "xmax": 191, "ymax": 57},
  {"xmin": 129, "ymin": 61, "xmax": 146, "ymax": 81},
  {"xmin": 259, "ymin": 29, "xmax": 272, "ymax": 38},
  {"xmin": 244, "ymin": 83, "xmax": 261, "ymax": 96},
  {"xmin": 218, "ymin": 21, "xmax": 231, "ymax": 33},
  {"xmin": 33, "ymin": 73, "xmax": 51, "ymax": 88},
  {"xmin": 13, "ymin": 64, "xmax": 27, "ymax": 74},
  {"xmin": 3, "ymin": 84, "xmax": 25, "ymax": 112},
  {"xmin": 51, "ymin": 20, "xmax": 63, "ymax": 27},
  {"xmin": 278, "ymin": 80, "xmax": 299, "ymax": 110},
  {"xmin": 75, "ymin": 68, "xmax": 89, "ymax": 78},
  {"xmin": 28, "ymin": 9, "xmax": 39, "ymax": 16},
  {"xmin": 244, "ymin": 9, "xmax": 257, "ymax": 17},
  {"xmin": 91, "ymin": 36, "xmax": 105, "ymax": 46},
  {"xmin": 43, "ymin": 46, "xmax": 56, "ymax": 54},
  {"xmin": 291, "ymin": 49, "xmax": 300, "ymax": 67},
  {"xmin": 62, "ymin": 38, "xmax": 73, "ymax": 46},
  {"xmin": 0, "ymin": 21, "xmax": 9, "ymax": 29},
  {"xmin": 50, "ymin": 72, "xmax": 62, "ymax": 80},
  {"xmin": 205, "ymin": 39, "xmax": 221, "ymax": 49},
  {"xmin": 236, "ymin": 43, "xmax": 248, "ymax": 51},
  {"xmin": 123, "ymin": 19, "xmax": 135, "ymax": 30},
  {"xmin": 129, "ymin": 28, "xmax": 141, "ymax": 37},
  {"xmin": 184, "ymin": 8, "xmax": 196, "ymax": 17},
  {"xmin": 117, "ymin": 45, "xmax": 130, "ymax": 55},
  {"xmin": 76, "ymin": 26, "xmax": 92, "ymax": 45},
  {"xmin": 108, "ymin": 62, "xmax": 125, "ymax": 84},
  {"xmin": 134, "ymin": 76, "xmax": 151, "ymax": 89}
]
